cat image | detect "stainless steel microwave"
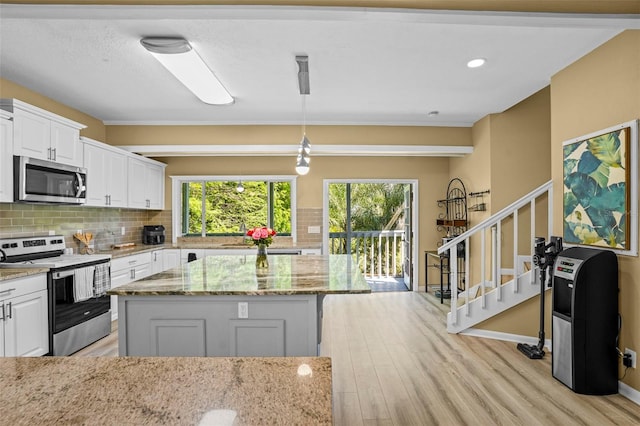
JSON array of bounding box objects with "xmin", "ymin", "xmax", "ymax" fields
[{"xmin": 14, "ymin": 156, "xmax": 87, "ymax": 204}]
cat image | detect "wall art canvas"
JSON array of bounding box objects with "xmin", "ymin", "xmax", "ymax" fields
[{"xmin": 563, "ymin": 122, "xmax": 636, "ymax": 251}]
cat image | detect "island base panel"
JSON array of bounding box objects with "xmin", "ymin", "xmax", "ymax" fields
[{"xmin": 118, "ymin": 294, "xmax": 322, "ymax": 357}]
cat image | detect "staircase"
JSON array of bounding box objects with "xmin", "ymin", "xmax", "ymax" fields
[{"xmin": 438, "ymin": 181, "xmax": 553, "ymax": 333}]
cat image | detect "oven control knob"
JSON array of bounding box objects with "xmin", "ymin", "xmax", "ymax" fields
[
  {"xmin": 1, "ymin": 244, "xmax": 8, "ymax": 249},
  {"xmin": 10, "ymin": 243, "xmax": 18, "ymax": 248}
]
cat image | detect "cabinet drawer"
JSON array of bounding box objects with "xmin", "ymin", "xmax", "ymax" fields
[
  {"xmin": 0, "ymin": 274, "xmax": 47, "ymax": 301},
  {"xmin": 111, "ymin": 252, "xmax": 151, "ymax": 272}
]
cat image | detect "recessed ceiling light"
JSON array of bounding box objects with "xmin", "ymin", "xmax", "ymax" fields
[
  {"xmin": 427, "ymin": 111, "xmax": 439, "ymax": 117},
  {"xmin": 467, "ymin": 58, "xmax": 486, "ymax": 68}
]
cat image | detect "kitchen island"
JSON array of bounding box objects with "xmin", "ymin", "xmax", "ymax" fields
[
  {"xmin": 108, "ymin": 254, "xmax": 370, "ymax": 357},
  {"xmin": 1, "ymin": 356, "xmax": 332, "ymax": 425}
]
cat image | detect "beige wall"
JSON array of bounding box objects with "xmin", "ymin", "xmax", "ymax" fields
[
  {"xmin": 0, "ymin": 78, "xmax": 107, "ymax": 141},
  {"xmin": 550, "ymin": 30, "xmax": 640, "ymax": 390},
  {"xmin": 158, "ymin": 152, "xmax": 454, "ymax": 288},
  {"xmin": 107, "ymin": 124, "xmax": 470, "ymax": 147},
  {"xmin": 448, "ymin": 87, "xmax": 553, "ymax": 337}
]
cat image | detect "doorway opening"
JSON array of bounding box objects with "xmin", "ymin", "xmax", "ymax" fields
[{"xmin": 323, "ymin": 180, "xmax": 418, "ymax": 292}]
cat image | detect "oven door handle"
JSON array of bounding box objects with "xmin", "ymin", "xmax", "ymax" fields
[{"xmin": 52, "ymin": 270, "xmax": 75, "ymax": 279}]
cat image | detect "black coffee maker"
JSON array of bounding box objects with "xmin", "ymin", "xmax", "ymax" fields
[{"xmin": 143, "ymin": 225, "xmax": 165, "ymax": 245}]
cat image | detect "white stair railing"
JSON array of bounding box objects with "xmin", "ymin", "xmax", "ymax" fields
[{"xmin": 438, "ymin": 180, "xmax": 553, "ymax": 333}]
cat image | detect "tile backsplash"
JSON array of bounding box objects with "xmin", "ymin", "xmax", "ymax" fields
[
  {"xmin": 0, "ymin": 203, "xmax": 171, "ymax": 252},
  {"xmin": 0, "ymin": 203, "xmax": 321, "ymax": 250}
]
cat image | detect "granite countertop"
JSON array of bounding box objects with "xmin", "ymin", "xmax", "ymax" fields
[
  {"xmin": 0, "ymin": 356, "xmax": 332, "ymax": 425},
  {"xmin": 102, "ymin": 242, "xmax": 320, "ymax": 259},
  {"xmin": 0, "ymin": 267, "xmax": 49, "ymax": 282},
  {"xmin": 108, "ymin": 254, "xmax": 371, "ymax": 296}
]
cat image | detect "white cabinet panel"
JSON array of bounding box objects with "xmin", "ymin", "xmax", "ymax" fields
[
  {"xmin": 1, "ymin": 99, "xmax": 85, "ymax": 167},
  {"xmin": 150, "ymin": 250, "xmax": 164, "ymax": 275},
  {"xmin": 12, "ymin": 108, "xmax": 50, "ymax": 159},
  {"xmin": 110, "ymin": 252, "xmax": 151, "ymax": 320},
  {"xmin": 3, "ymin": 290, "xmax": 49, "ymax": 357},
  {"xmin": 83, "ymin": 138, "xmax": 128, "ymax": 207},
  {"xmin": 51, "ymin": 121, "xmax": 82, "ymax": 166},
  {"xmin": 127, "ymin": 157, "xmax": 165, "ymax": 210},
  {"xmin": 0, "ymin": 274, "xmax": 49, "ymax": 357},
  {"xmin": 0, "ymin": 114, "xmax": 13, "ymax": 202},
  {"xmin": 163, "ymin": 250, "xmax": 181, "ymax": 271}
]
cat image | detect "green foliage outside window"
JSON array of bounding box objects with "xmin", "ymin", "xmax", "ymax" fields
[{"xmin": 183, "ymin": 180, "xmax": 292, "ymax": 235}]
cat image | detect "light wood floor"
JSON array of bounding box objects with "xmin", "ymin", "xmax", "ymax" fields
[{"xmin": 73, "ymin": 292, "xmax": 640, "ymax": 425}]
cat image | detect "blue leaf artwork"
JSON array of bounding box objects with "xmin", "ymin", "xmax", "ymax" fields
[{"xmin": 563, "ymin": 127, "xmax": 630, "ymax": 249}]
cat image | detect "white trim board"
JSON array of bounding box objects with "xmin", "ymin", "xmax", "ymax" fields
[
  {"xmin": 461, "ymin": 328, "xmax": 640, "ymax": 406},
  {"xmin": 119, "ymin": 144, "xmax": 473, "ymax": 157}
]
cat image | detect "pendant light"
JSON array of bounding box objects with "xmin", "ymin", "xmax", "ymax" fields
[{"xmin": 295, "ymin": 55, "xmax": 311, "ymax": 176}]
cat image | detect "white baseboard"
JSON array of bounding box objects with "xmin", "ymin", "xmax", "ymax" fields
[
  {"xmin": 461, "ymin": 328, "xmax": 640, "ymax": 406},
  {"xmin": 460, "ymin": 328, "xmax": 552, "ymax": 351},
  {"xmin": 619, "ymin": 381, "xmax": 640, "ymax": 406}
]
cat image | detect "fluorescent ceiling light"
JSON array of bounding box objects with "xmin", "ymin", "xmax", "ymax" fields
[
  {"xmin": 140, "ymin": 37, "xmax": 234, "ymax": 105},
  {"xmin": 467, "ymin": 58, "xmax": 486, "ymax": 68}
]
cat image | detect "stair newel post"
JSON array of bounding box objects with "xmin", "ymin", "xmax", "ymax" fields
[
  {"xmin": 513, "ymin": 209, "xmax": 519, "ymax": 293},
  {"xmin": 492, "ymin": 226, "xmax": 500, "ymax": 301}
]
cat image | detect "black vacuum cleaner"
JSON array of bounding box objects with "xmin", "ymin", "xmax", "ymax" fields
[{"xmin": 517, "ymin": 236, "xmax": 563, "ymax": 359}]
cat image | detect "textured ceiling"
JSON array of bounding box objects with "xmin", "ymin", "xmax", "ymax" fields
[{"xmin": 0, "ymin": 4, "xmax": 638, "ymax": 126}]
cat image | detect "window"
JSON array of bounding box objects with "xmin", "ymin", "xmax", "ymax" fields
[{"xmin": 177, "ymin": 177, "xmax": 295, "ymax": 237}]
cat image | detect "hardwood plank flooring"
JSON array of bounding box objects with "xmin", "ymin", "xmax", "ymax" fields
[{"xmin": 73, "ymin": 292, "xmax": 640, "ymax": 425}]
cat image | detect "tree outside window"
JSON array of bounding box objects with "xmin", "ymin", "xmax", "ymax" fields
[{"xmin": 182, "ymin": 180, "xmax": 292, "ymax": 236}]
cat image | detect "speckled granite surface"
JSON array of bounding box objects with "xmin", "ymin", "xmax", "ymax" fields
[
  {"xmin": 0, "ymin": 268, "xmax": 48, "ymax": 282},
  {"xmin": 108, "ymin": 254, "xmax": 371, "ymax": 296},
  {"xmin": 1, "ymin": 356, "xmax": 332, "ymax": 425}
]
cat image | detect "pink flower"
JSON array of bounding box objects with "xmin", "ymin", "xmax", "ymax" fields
[{"xmin": 259, "ymin": 228, "xmax": 269, "ymax": 238}]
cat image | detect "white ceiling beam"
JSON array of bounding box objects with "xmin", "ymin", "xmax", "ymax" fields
[{"xmin": 117, "ymin": 144, "xmax": 473, "ymax": 157}]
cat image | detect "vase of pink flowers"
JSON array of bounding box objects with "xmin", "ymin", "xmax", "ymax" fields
[{"xmin": 246, "ymin": 226, "xmax": 277, "ymax": 269}]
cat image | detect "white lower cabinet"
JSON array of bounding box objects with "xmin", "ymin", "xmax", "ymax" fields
[
  {"xmin": 110, "ymin": 253, "xmax": 152, "ymax": 320},
  {"xmin": 0, "ymin": 274, "xmax": 49, "ymax": 357},
  {"xmin": 150, "ymin": 250, "xmax": 164, "ymax": 275},
  {"xmin": 163, "ymin": 250, "xmax": 181, "ymax": 270}
]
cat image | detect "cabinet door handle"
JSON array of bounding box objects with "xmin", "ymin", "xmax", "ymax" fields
[
  {"xmin": 105, "ymin": 194, "xmax": 109, "ymax": 205},
  {"xmin": 109, "ymin": 195, "xmax": 112, "ymax": 205},
  {"xmin": 52, "ymin": 148, "xmax": 57, "ymax": 161},
  {"xmin": 47, "ymin": 147, "xmax": 52, "ymax": 160},
  {"xmin": 6, "ymin": 302, "xmax": 11, "ymax": 319},
  {"xmin": 0, "ymin": 303, "xmax": 4, "ymax": 321},
  {"xmin": 0, "ymin": 288, "xmax": 16, "ymax": 295}
]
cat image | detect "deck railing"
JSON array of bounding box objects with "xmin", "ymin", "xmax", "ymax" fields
[{"xmin": 329, "ymin": 230, "xmax": 405, "ymax": 279}]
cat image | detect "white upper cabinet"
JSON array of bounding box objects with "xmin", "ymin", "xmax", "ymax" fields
[
  {"xmin": 82, "ymin": 137, "xmax": 128, "ymax": 208},
  {"xmin": 0, "ymin": 111, "xmax": 13, "ymax": 203},
  {"xmin": 127, "ymin": 156, "xmax": 165, "ymax": 210},
  {"xmin": 0, "ymin": 99, "xmax": 86, "ymax": 167}
]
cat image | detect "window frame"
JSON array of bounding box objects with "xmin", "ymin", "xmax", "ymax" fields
[{"xmin": 171, "ymin": 175, "xmax": 297, "ymax": 243}]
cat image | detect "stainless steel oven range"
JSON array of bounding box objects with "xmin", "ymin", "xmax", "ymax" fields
[{"xmin": 0, "ymin": 235, "xmax": 111, "ymax": 355}]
